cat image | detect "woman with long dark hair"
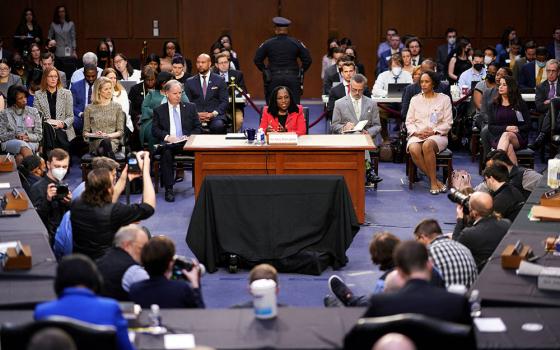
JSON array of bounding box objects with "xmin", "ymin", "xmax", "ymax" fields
[
  {"xmin": 259, "ymin": 86, "xmax": 306, "ymax": 135},
  {"xmin": 14, "ymin": 8, "xmax": 43, "ymax": 55},
  {"xmin": 48, "ymin": 5, "xmax": 76, "ymax": 58},
  {"xmin": 487, "ymin": 75, "xmax": 530, "ymax": 165}
]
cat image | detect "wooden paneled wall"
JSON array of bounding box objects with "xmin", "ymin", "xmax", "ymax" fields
[{"xmin": 0, "ymin": 0, "xmax": 556, "ymax": 98}]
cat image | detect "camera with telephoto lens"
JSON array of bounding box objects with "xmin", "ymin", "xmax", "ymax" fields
[
  {"xmin": 172, "ymin": 255, "xmax": 205, "ymax": 280},
  {"xmin": 447, "ymin": 188, "xmax": 470, "ymax": 214},
  {"xmin": 56, "ymin": 183, "xmax": 69, "ymax": 199}
]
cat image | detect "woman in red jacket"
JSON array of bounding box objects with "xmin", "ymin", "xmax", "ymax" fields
[{"xmin": 259, "ymin": 86, "xmax": 306, "ymax": 135}]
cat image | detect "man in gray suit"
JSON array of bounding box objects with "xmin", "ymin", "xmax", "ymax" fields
[{"xmin": 332, "ymin": 74, "xmax": 382, "ymax": 185}]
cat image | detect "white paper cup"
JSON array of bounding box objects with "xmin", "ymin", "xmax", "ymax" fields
[{"xmin": 250, "ymin": 279, "xmax": 277, "ymax": 319}]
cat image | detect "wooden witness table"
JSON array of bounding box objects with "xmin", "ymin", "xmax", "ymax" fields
[{"xmin": 184, "ymin": 134, "xmax": 375, "ymax": 223}]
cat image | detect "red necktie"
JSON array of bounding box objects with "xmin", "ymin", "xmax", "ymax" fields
[{"xmin": 202, "ymin": 76, "xmax": 207, "ymax": 98}]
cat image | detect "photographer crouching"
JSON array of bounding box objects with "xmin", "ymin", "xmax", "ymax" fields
[
  {"xmin": 449, "ymin": 189, "xmax": 510, "ymax": 271},
  {"xmin": 29, "ymin": 148, "xmax": 71, "ymax": 245},
  {"xmin": 129, "ymin": 235, "xmax": 205, "ymax": 309}
]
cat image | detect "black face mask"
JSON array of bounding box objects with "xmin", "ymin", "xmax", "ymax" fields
[
  {"xmin": 98, "ymin": 51, "xmax": 109, "ymax": 58},
  {"xmin": 474, "ymin": 63, "xmax": 484, "ymax": 71},
  {"xmin": 485, "ymin": 74, "xmax": 495, "ymax": 83},
  {"xmin": 48, "ymin": 47, "xmax": 56, "ymax": 53}
]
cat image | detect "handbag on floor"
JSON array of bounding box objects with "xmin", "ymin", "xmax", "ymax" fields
[{"xmin": 451, "ymin": 170, "xmax": 472, "ymax": 191}]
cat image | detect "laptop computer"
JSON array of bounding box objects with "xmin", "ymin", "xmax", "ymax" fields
[
  {"xmin": 387, "ymin": 83, "xmax": 410, "ymax": 98},
  {"xmin": 119, "ymin": 80, "xmax": 137, "ymax": 94}
]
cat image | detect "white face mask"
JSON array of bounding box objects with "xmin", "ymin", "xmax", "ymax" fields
[
  {"xmin": 51, "ymin": 167, "xmax": 67, "ymax": 181},
  {"xmin": 391, "ymin": 67, "xmax": 402, "ymax": 76},
  {"xmin": 448, "ymin": 37, "xmax": 456, "ymax": 45},
  {"xmin": 484, "ymin": 56, "xmax": 493, "ymax": 65}
]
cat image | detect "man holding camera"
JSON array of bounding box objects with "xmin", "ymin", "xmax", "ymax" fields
[
  {"xmin": 96, "ymin": 224, "xmax": 150, "ymax": 301},
  {"xmin": 482, "ymin": 163, "xmax": 525, "ymax": 222},
  {"xmin": 29, "ymin": 148, "xmax": 71, "ymax": 244},
  {"xmin": 129, "ymin": 235, "xmax": 204, "ymax": 309},
  {"xmin": 452, "ymin": 192, "xmax": 511, "ymax": 270}
]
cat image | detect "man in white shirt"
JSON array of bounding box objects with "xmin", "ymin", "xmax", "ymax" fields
[
  {"xmin": 373, "ymin": 55, "xmax": 413, "ymax": 97},
  {"xmin": 458, "ymin": 51, "xmax": 486, "ymax": 90}
]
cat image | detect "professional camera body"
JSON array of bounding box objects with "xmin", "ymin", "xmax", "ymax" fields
[
  {"xmin": 55, "ymin": 183, "xmax": 69, "ymax": 199},
  {"xmin": 127, "ymin": 152, "xmax": 143, "ymax": 174},
  {"xmin": 447, "ymin": 188, "xmax": 470, "ymax": 214},
  {"xmin": 172, "ymin": 255, "xmax": 205, "ymax": 280}
]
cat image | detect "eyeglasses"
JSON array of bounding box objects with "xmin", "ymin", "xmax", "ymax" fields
[{"xmin": 0, "ymin": 67, "xmax": 9, "ymax": 72}]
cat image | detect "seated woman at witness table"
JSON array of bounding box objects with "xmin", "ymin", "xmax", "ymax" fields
[
  {"xmin": 101, "ymin": 68, "xmax": 132, "ymax": 134},
  {"xmin": 83, "ymin": 77, "xmax": 124, "ymax": 157},
  {"xmin": 406, "ymin": 71, "xmax": 452, "ymax": 194},
  {"xmin": 33, "ymin": 67, "xmax": 75, "ymax": 153},
  {"xmin": 259, "ymin": 86, "xmax": 306, "ymax": 136},
  {"xmin": 113, "ymin": 53, "xmax": 141, "ymax": 82},
  {"xmin": 0, "ymin": 85, "xmax": 42, "ymax": 165},
  {"xmin": 487, "ymin": 75, "xmax": 530, "ymax": 165},
  {"xmin": 34, "ymin": 254, "xmax": 135, "ymax": 350},
  {"xmin": 71, "ymin": 153, "xmax": 155, "ymax": 260}
]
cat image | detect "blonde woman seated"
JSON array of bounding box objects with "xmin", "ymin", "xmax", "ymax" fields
[
  {"xmin": 101, "ymin": 68, "xmax": 133, "ymax": 134},
  {"xmin": 406, "ymin": 71, "xmax": 452, "ymax": 195},
  {"xmin": 83, "ymin": 77, "xmax": 124, "ymax": 157}
]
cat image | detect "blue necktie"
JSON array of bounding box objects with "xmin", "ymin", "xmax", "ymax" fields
[{"xmin": 173, "ymin": 107, "xmax": 183, "ymax": 137}]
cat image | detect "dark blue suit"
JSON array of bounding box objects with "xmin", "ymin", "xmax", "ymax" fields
[
  {"xmin": 378, "ymin": 48, "xmax": 400, "ymax": 73},
  {"xmin": 129, "ymin": 276, "xmax": 205, "ymax": 309},
  {"xmin": 70, "ymin": 79, "xmax": 92, "ymax": 134},
  {"xmin": 152, "ymin": 102, "xmax": 202, "ymax": 189},
  {"xmin": 185, "ymin": 72, "xmax": 229, "ymax": 134},
  {"xmin": 34, "ymin": 287, "xmax": 134, "ymax": 350},
  {"xmin": 519, "ymin": 61, "xmax": 538, "ymax": 89}
]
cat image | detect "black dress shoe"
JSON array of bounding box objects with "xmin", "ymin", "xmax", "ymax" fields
[
  {"xmin": 164, "ymin": 189, "xmax": 175, "ymax": 202},
  {"xmin": 366, "ymin": 172, "xmax": 383, "ymax": 184},
  {"xmin": 528, "ymin": 132, "xmax": 546, "ymax": 151}
]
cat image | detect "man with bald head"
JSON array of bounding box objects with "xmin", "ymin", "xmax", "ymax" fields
[
  {"xmin": 185, "ymin": 54, "xmax": 229, "ymax": 134},
  {"xmin": 401, "ymin": 59, "xmax": 451, "ymax": 117},
  {"xmin": 452, "ymin": 191, "xmax": 511, "ymax": 270},
  {"xmin": 373, "ymin": 333, "xmax": 416, "ymax": 350}
]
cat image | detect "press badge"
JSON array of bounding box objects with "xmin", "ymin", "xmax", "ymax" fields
[
  {"xmin": 64, "ymin": 47, "xmax": 71, "ymax": 57},
  {"xmin": 515, "ymin": 110, "xmax": 524, "ymax": 122}
]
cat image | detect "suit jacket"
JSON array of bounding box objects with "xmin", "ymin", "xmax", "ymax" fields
[
  {"xmin": 33, "ymin": 88, "xmax": 76, "ymax": 141},
  {"xmin": 513, "ymin": 57, "xmax": 528, "ymax": 83},
  {"xmin": 327, "ymin": 82, "xmax": 371, "ymax": 121},
  {"xmin": 519, "ymin": 61, "xmax": 538, "ymax": 89},
  {"xmin": 259, "ymin": 105, "xmax": 306, "ymax": 135},
  {"xmin": 363, "ymin": 279, "xmax": 472, "ymax": 325},
  {"xmin": 487, "ymin": 100, "xmax": 531, "ymax": 141},
  {"xmin": 323, "ymin": 64, "xmax": 341, "ymax": 95},
  {"xmin": 151, "ymin": 102, "xmax": 202, "ymax": 143},
  {"xmin": 34, "ymin": 287, "xmax": 134, "ymax": 350},
  {"xmin": 535, "ymin": 79, "xmax": 560, "ymax": 113},
  {"xmin": 378, "ymin": 48, "xmax": 401, "ymax": 73},
  {"xmin": 185, "ymin": 73, "xmax": 228, "ymax": 118},
  {"xmin": 129, "ymin": 276, "xmax": 205, "ymax": 309},
  {"xmin": 547, "ymin": 42, "xmax": 557, "ymax": 60},
  {"xmin": 436, "ymin": 44, "xmax": 453, "ymax": 74},
  {"xmin": 401, "ymin": 82, "xmax": 452, "ymax": 118},
  {"xmin": 70, "ymin": 78, "xmax": 91, "ymax": 132},
  {"xmin": 452, "ymin": 216, "xmax": 511, "ymax": 269},
  {"xmin": 214, "ymin": 69, "xmax": 247, "ymax": 92},
  {"xmin": 331, "ymin": 94, "xmax": 381, "ymax": 136}
]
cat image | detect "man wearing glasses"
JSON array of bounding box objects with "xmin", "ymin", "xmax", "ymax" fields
[{"xmin": 529, "ymin": 59, "xmax": 560, "ymax": 150}]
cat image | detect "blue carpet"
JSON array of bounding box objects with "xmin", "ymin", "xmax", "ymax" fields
[{"xmin": 64, "ymin": 100, "xmax": 545, "ymax": 308}]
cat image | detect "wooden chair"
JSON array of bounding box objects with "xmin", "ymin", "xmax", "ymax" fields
[{"xmin": 406, "ymin": 148, "xmax": 453, "ymax": 190}]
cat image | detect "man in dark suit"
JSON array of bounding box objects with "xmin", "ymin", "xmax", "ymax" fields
[
  {"xmin": 405, "ymin": 37, "xmax": 423, "ymax": 67},
  {"xmin": 185, "ymin": 54, "xmax": 228, "ymax": 134},
  {"xmin": 519, "ymin": 47, "xmax": 549, "ymax": 89},
  {"xmin": 547, "ymin": 27, "xmax": 560, "ymax": 60},
  {"xmin": 326, "ymin": 61, "xmax": 371, "ymax": 122},
  {"xmin": 401, "ymin": 59, "xmax": 451, "ymax": 118},
  {"xmin": 70, "ymin": 64, "xmax": 98, "ymax": 135},
  {"xmin": 323, "ymin": 55, "xmax": 353, "ymax": 95},
  {"xmin": 513, "ymin": 41, "xmax": 536, "ymax": 83},
  {"xmin": 129, "ymin": 236, "xmax": 204, "ymax": 309},
  {"xmin": 152, "ymin": 80, "xmax": 202, "ymax": 202},
  {"xmin": 452, "ymin": 192, "xmax": 510, "ymax": 270},
  {"xmin": 436, "ymin": 28, "xmax": 457, "ymax": 76},
  {"xmin": 363, "ymin": 240, "xmax": 472, "ymax": 325},
  {"xmin": 378, "ymin": 34, "xmax": 402, "ymax": 73},
  {"xmin": 214, "ymin": 52, "xmax": 246, "ymax": 132},
  {"xmin": 529, "ymin": 59, "xmax": 560, "ymax": 150}
]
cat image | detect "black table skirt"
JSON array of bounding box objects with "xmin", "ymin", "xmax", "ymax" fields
[{"xmin": 186, "ymin": 175, "xmax": 360, "ymax": 274}]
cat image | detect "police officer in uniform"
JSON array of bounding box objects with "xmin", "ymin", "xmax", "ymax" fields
[{"xmin": 254, "ymin": 17, "xmax": 312, "ymax": 104}]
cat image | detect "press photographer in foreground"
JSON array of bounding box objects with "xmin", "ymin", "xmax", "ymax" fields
[{"xmin": 451, "ymin": 190, "xmax": 511, "ymax": 270}]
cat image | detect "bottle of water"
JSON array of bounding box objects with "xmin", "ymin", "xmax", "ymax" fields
[
  {"xmin": 257, "ymin": 128, "xmax": 265, "ymax": 145},
  {"xmin": 468, "ymin": 289, "xmax": 482, "ymax": 318},
  {"xmin": 548, "ymin": 159, "xmax": 560, "ymax": 189},
  {"xmin": 148, "ymin": 304, "xmax": 162, "ymax": 327}
]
